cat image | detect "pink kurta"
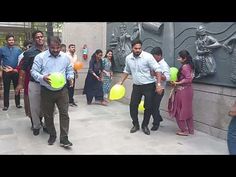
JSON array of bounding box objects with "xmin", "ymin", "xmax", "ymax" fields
[{"xmin": 168, "ymin": 64, "xmax": 193, "ymax": 121}]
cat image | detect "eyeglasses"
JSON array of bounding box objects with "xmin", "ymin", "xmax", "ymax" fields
[{"xmin": 35, "ymin": 36, "xmax": 44, "ymax": 39}]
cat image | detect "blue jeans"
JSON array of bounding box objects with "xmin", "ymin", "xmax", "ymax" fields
[{"xmin": 227, "ymin": 117, "xmax": 236, "ymax": 155}]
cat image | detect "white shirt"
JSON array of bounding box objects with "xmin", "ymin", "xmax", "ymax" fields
[
  {"xmin": 66, "ymin": 51, "xmax": 78, "ymax": 68},
  {"xmin": 158, "ymin": 58, "xmax": 170, "ymax": 89},
  {"xmin": 18, "ymin": 52, "xmax": 24, "ymax": 65},
  {"xmin": 123, "ymin": 51, "xmax": 161, "ymax": 85}
]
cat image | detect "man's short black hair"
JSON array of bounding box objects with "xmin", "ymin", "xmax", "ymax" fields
[
  {"xmin": 23, "ymin": 40, "xmax": 32, "ymax": 47},
  {"xmin": 150, "ymin": 47, "xmax": 162, "ymax": 56},
  {"xmin": 60, "ymin": 44, "xmax": 66, "ymax": 48},
  {"xmin": 68, "ymin": 44, "xmax": 75, "ymax": 48},
  {"xmin": 32, "ymin": 30, "xmax": 44, "ymax": 39},
  {"xmin": 5, "ymin": 33, "xmax": 14, "ymax": 41},
  {"xmin": 131, "ymin": 39, "xmax": 142, "ymax": 48}
]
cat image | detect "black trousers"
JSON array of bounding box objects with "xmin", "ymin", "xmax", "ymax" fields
[
  {"xmin": 151, "ymin": 90, "xmax": 164, "ymax": 125},
  {"xmin": 66, "ymin": 74, "xmax": 75, "ymax": 103},
  {"xmin": 130, "ymin": 83, "xmax": 156, "ymax": 127},
  {"xmin": 2, "ymin": 71, "xmax": 20, "ymax": 108}
]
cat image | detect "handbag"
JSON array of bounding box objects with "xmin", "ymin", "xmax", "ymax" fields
[{"xmin": 228, "ymin": 101, "xmax": 236, "ymax": 117}]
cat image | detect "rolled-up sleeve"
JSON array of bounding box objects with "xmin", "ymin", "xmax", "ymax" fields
[
  {"xmin": 163, "ymin": 63, "xmax": 171, "ymax": 81},
  {"xmin": 123, "ymin": 57, "xmax": 131, "ymax": 74},
  {"xmin": 148, "ymin": 56, "xmax": 161, "ymax": 72},
  {"xmin": 31, "ymin": 54, "xmax": 44, "ymax": 83}
]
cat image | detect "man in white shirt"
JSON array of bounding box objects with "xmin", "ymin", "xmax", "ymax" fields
[
  {"xmin": 150, "ymin": 47, "xmax": 170, "ymax": 131},
  {"xmin": 66, "ymin": 44, "xmax": 78, "ymax": 106},
  {"xmin": 119, "ymin": 40, "xmax": 163, "ymax": 135}
]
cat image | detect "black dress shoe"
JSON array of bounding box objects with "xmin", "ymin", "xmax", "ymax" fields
[
  {"xmin": 159, "ymin": 116, "xmax": 163, "ymax": 122},
  {"xmin": 33, "ymin": 128, "xmax": 40, "ymax": 136},
  {"xmin": 142, "ymin": 126, "xmax": 150, "ymax": 135},
  {"xmin": 48, "ymin": 135, "xmax": 57, "ymax": 145},
  {"xmin": 2, "ymin": 107, "xmax": 8, "ymax": 111},
  {"xmin": 16, "ymin": 105, "xmax": 22, "ymax": 108},
  {"xmin": 130, "ymin": 125, "xmax": 140, "ymax": 133},
  {"xmin": 72, "ymin": 102, "xmax": 78, "ymax": 106},
  {"xmin": 151, "ymin": 123, "xmax": 160, "ymax": 131},
  {"xmin": 60, "ymin": 137, "xmax": 73, "ymax": 148},
  {"xmin": 43, "ymin": 127, "xmax": 49, "ymax": 134}
]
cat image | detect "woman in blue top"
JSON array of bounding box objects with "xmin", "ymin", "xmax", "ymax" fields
[{"xmin": 102, "ymin": 49, "xmax": 114, "ymax": 102}]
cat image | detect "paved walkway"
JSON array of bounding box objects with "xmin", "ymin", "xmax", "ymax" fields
[{"xmin": 0, "ymin": 95, "xmax": 228, "ymax": 154}]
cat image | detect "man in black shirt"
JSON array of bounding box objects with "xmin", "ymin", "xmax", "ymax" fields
[{"xmin": 16, "ymin": 30, "xmax": 47, "ymax": 136}]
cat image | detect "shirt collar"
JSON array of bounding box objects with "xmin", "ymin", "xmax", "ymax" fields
[
  {"xmin": 131, "ymin": 51, "xmax": 143, "ymax": 60},
  {"xmin": 46, "ymin": 50, "xmax": 62, "ymax": 58},
  {"xmin": 6, "ymin": 45, "xmax": 15, "ymax": 49},
  {"xmin": 159, "ymin": 58, "xmax": 164, "ymax": 63},
  {"xmin": 67, "ymin": 51, "xmax": 75, "ymax": 57}
]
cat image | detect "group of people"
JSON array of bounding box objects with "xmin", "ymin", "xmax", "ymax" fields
[
  {"xmin": 82, "ymin": 39, "xmax": 195, "ymax": 136},
  {"xmin": 1, "ymin": 32, "xmax": 235, "ymax": 154},
  {"xmin": 0, "ymin": 31, "xmax": 77, "ymax": 148},
  {"xmin": 118, "ymin": 39, "xmax": 194, "ymax": 136},
  {"xmin": 0, "ymin": 30, "xmax": 115, "ymax": 148},
  {"xmin": 0, "ymin": 33, "xmax": 195, "ymax": 146}
]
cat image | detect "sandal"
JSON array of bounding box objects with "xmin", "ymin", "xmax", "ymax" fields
[
  {"xmin": 100, "ymin": 101, "xmax": 108, "ymax": 106},
  {"xmin": 176, "ymin": 131, "xmax": 189, "ymax": 136}
]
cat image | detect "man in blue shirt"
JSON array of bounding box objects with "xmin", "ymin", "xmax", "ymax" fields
[
  {"xmin": 31, "ymin": 36, "xmax": 74, "ymax": 148},
  {"xmin": 0, "ymin": 33, "xmax": 22, "ymax": 111}
]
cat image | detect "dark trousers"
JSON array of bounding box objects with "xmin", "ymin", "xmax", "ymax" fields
[
  {"xmin": 2, "ymin": 71, "xmax": 20, "ymax": 108},
  {"xmin": 151, "ymin": 90, "xmax": 164, "ymax": 125},
  {"xmin": 41, "ymin": 86, "xmax": 69, "ymax": 139},
  {"xmin": 130, "ymin": 83, "xmax": 155, "ymax": 127},
  {"xmin": 66, "ymin": 74, "xmax": 75, "ymax": 103}
]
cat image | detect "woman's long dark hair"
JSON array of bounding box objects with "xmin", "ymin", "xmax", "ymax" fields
[
  {"xmin": 91, "ymin": 49, "xmax": 103, "ymax": 61},
  {"xmin": 104, "ymin": 49, "xmax": 115, "ymax": 71},
  {"xmin": 89, "ymin": 49, "xmax": 103, "ymax": 73},
  {"xmin": 177, "ymin": 49, "xmax": 195, "ymax": 80}
]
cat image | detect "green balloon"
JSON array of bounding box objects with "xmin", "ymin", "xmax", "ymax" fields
[
  {"xmin": 49, "ymin": 73, "xmax": 65, "ymax": 89},
  {"xmin": 170, "ymin": 67, "xmax": 178, "ymax": 81}
]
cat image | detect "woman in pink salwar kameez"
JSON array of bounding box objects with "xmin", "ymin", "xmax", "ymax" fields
[{"xmin": 168, "ymin": 50, "xmax": 194, "ymax": 136}]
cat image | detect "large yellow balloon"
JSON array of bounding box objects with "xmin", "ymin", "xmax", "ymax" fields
[
  {"xmin": 109, "ymin": 84, "xmax": 126, "ymax": 100},
  {"xmin": 49, "ymin": 72, "xmax": 65, "ymax": 89},
  {"xmin": 138, "ymin": 100, "xmax": 145, "ymax": 112}
]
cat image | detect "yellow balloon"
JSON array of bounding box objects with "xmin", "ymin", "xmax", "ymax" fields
[
  {"xmin": 138, "ymin": 100, "xmax": 145, "ymax": 112},
  {"xmin": 109, "ymin": 84, "xmax": 126, "ymax": 100},
  {"xmin": 170, "ymin": 67, "xmax": 178, "ymax": 81},
  {"xmin": 49, "ymin": 72, "xmax": 65, "ymax": 89}
]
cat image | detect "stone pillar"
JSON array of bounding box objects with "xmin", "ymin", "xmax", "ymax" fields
[{"xmin": 162, "ymin": 22, "xmax": 175, "ymax": 66}]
